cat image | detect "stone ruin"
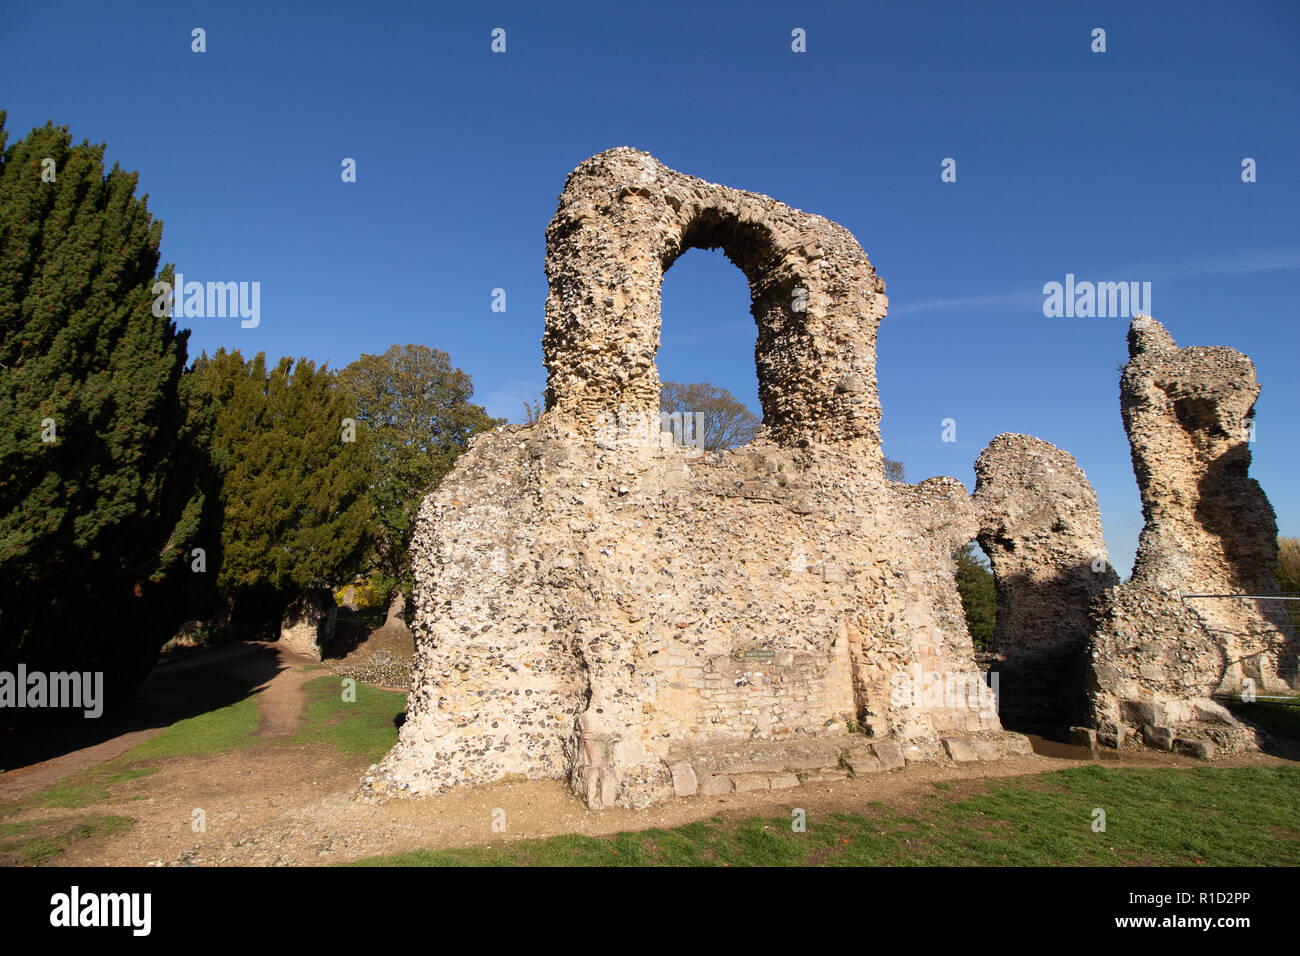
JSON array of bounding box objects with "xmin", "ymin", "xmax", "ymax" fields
[
  {"xmin": 1083, "ymin": 317, "xmax": 1295, "ymax": 756},
  {"xmin": 361, "ymin": 149, "xmax": 1294, "ymax": 809},
  {"xmin": 279, "ymin": 589, "xmax": 337, "ymax": 661},
  {"xmin": 973, "ymin": 434, "xmax": 1118, "ymax": 729}
]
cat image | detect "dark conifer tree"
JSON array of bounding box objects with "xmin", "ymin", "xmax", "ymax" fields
[
  {"xmin": 0, "ymin": 115, "xmax": 203, "ymax": 719},
  {"xmin": 954, "ymin": 542, "xmax": 997, "ymax": 650},
  {"xmin": 190, "ymin": 350, "xmax": 376, "ymax": 625}
]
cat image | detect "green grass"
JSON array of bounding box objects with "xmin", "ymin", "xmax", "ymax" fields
[
  {"xmin": 27, "ymin": 765, "xmax": 158, "ymax": 809},
  {"xmin": 293, "ymin": 676, "xmax": 406, "ymax": 762},
  {"xmin": 352, "ymin": 764, "xmax": 1300, "ymax": 867},
  {"xmin": 125, "ymin": 674, "xmax": 262, "ymax": 759},
  {"xmin": 0, "ymin": 814, "xmax": 134, "ymax": 865},
  {"xmin": 122, "ymin": 671, "xmax": 404, "ymax": 763},
  {"xmin": 1227, "ymin": 699, "xmax": 1300, "ymax": 740},
  {"xmin": 120, "ymin": 669, "xmax": 405, "ymax": 762}
]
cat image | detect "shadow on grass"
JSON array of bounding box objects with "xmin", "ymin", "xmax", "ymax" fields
[
  {"xmin": 0, "ymin": 643, "xmax": 281, "ymax": 771},
  {"xmin": 1226, "ymin": 699, "xmax": 1300, "ymax": 759}
]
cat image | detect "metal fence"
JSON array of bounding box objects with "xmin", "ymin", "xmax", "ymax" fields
[{"xmin": 1180, "ymin": 593, "xmax": 1299, "ymax": 705}]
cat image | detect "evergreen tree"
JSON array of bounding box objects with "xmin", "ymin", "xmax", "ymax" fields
[
  {"xmin": 0, "ymin": 115, "xmax": 201, "ymax": 712},
  {"xmin": 191, "ymin": 350, "xmax": 376, "ymax": 622},
  {"xmin": 338, "ymin": 344, "xmax": 499, "ymax": 586},
  {"xmin": 954, "ymin": 541, "xmax": 997, "ymax": 650}
]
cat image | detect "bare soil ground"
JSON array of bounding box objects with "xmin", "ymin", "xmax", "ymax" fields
[{"xmin": 2, "ymin": 642, "xmax": 1290, "ymax": 867}]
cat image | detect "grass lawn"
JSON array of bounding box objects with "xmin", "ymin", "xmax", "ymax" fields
[
  {"xmin": 120, "ymin": 671, "xmax": 405, "ymax": 762},
  {"xmin": 292, "ymin": 676, "xmax": 406, "ymax": 763},
  {"xmin": 352, "ymin": 764, "xmax": 1300, "ymax": 867}
]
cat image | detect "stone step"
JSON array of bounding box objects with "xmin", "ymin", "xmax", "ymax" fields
[{"xmin": 662, "ymin": 735, "xmax": 923, "ymax": 797}]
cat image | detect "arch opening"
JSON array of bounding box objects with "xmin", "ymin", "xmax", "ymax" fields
[
  {"xmin": 658, "ymin": 246, "xmax": 762, "ymax": 451},
  {"xmin": 660, "ymin": 211, "xmax": 806, "ymax": 438}
]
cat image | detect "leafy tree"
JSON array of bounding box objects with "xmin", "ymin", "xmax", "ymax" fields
[
  {"xmin": 659, "ymin": 381, "xmax": 761, "ymax": 451},
  {"xmin": 954, "ymin": 541, "xmax": 997, "ymax": 650},
  {"xmin": 190, "ymin": 350, "xmax": 376, "ymax": 621},
  {"xmin": 1277, "ymin": 537, "xmax": 1300, "ymax": 632},
  {"xmin": 338, "ymin": 345, "xmax": 499, "ymax": 585},
  {"xmin": 1278, "ymin": 538, "xmax": 1300, "ymax": 593},
  {"xmin": 0, "ymin": 114, "xmax": 203, "ymax": 712}
]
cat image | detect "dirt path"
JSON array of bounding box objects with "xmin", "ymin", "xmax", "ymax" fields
[{"xmin": 231, "ymin": 648, "xmax": 320, "ymax": 739}]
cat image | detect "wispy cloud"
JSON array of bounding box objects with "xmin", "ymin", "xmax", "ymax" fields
[
  {"xmin": 1143, "ymin": 248, "xmax": 1300, "ymax": 281},
  {"xmin": 890, "ymin": 292, "xmax": 1041, "ymax": 316},
  {"xmin": 888, "ymin": 248, "xmax": 1300, "ymax": 318}
]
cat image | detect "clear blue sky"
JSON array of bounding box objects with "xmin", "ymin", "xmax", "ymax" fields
[{"xmin": 3, "ymin": 0, "xmax": 1296, "ymax": 577}]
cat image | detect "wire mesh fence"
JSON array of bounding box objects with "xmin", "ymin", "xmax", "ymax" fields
[{"xmin": 1180, "ymin": 593, "xmax": 1300, "ymax": 705}]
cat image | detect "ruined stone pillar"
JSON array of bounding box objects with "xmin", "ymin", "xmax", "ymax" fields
[
  {"xmin": 973, "ymin": 434, "xmax": 1118, "ymax": 728},
  {"xmin": 1086, "ymin": 316, "xmax": 1295, "ymax": 756}
]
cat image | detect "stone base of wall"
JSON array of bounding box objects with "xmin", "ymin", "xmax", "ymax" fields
[
  {"xmin": 361, "ymin": 731, "xmax": 1034, "ymax": 808},
  {"xmin": 1078, "ymin": 696, "xmax": 1258, "ymax": 759}
]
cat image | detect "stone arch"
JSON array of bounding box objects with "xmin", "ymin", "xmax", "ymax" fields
[{"xmin": 542, "ymin": 148, "xmax": 889, "ymax": 451}]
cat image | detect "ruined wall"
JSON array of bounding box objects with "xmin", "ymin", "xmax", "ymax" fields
[
  {"xmin": 1085, "ymin": 316, "xmax": 1296, "ymax": 756},
  {"xmin": 366, "ymin": 421, "xmax": 1023, "ymax": 808},
  {"xmin": 973, "ymin": 434, "xmax": 1118, "ymax": 727},
  {"xmin": 364, "ymin": 149, "xmax": 1025, "ymax": 809}
]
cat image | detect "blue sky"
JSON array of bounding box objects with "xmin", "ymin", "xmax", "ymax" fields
[{"xmin": 2, "ymin": 0, "xmax": 1296, "ymax": 576}]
